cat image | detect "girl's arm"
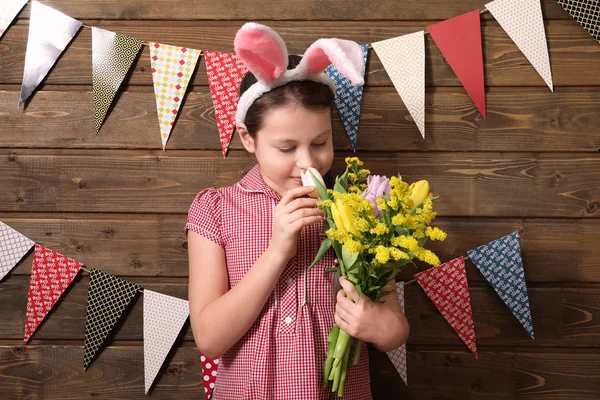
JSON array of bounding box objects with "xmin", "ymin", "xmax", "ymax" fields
[{"xmin": 188, "ymin": 186, "xmax": 323, "ymax": 359}]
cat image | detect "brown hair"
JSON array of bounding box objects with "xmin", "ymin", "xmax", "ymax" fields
[{"xmin": 238, "ymin": 55, "xmax": 335, "ymax": 137}]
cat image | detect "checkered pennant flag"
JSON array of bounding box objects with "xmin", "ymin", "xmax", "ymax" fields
[
  {"xmin": 555, "ymin": 0, "xmax": 599, "ymax": 42},
  {"xmin": 325, "ymin": 44, "xmax": 369, "ymax": 151},
  {"xmin": 467, "ymin": 232, "xmax": 534, "ymax": 338},
  {"xmin": 385, "ymin": 281, "xmax": 407, "ymax": 384},
  {"xmin": 0, "ymin": 220, "xmax": 35, "ymax": 283},
  {"xmin": 84, "ymin": 268, "xmax": 141, "ymax": 369}
]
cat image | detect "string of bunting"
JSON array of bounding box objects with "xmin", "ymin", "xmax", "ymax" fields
[
  {"xmin": 2, "ymin": 0, "xmax": 597, "ymax": 156},
  {"xmin": 1, "ymin": 218, "xmax": 534, "ymax": 396}
]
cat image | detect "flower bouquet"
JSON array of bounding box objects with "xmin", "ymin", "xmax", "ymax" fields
[{"xmin": 303, "ymin": 157, "xmax": 447, "ymax": 398}]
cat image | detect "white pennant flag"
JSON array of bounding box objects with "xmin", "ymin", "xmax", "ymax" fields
[
  {"xmin": 486, "ymin": 0, "xmax": 553, "ymax": 91},
  {"xmin": 0, "ymin": 221, "xmax": 35, "ymax": 282},
  {"xmin": 386, "ymin": 281, "xmax": 407, "ymax": 384},
  {"xmin": 0, "ymin": 0, "xmax": 27, "ymax": 39},
  {"xmin": 144, "ymin": 290, "xmax": 190, "ymax": 394},
  {"xmin": 19, "ymin": 1, "xmax": 82, "ymax": 107},
  {"xmin": 372, "ymin": 31, "xmax": 425, "ymax": 138}
]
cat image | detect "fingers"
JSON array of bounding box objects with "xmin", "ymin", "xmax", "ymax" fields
[
  {"xmin": 339, "ymin": 276, "xmax": 360, "ymax": 303},
  {"xmin": 336, "ymin": 288, "xmax": 356, "ymax": 314},
  {"xmin": 280, "ymin": 186, "xmax": 318, "ymax": 206},
  {"xmin": 285, "ymin": 197, "xmax": 320, "ymax": 214}
]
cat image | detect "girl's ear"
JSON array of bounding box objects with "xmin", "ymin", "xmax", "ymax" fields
[
  {"xmin": 298, "ymin": 38, "xmax": 364, "ymax": 86},
  {"xmin": 236, "ymin": 122, "xmax": 256, "ymax": 153}
]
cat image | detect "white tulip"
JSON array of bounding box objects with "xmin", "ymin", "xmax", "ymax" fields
[{"xmin": 300, "ymin": 167, "xmax": 326, "ymax": 198}]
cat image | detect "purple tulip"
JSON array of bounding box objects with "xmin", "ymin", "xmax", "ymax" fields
[{"xmin": 362, "ymin": 175, "xmax": 391, "ymax": 218}]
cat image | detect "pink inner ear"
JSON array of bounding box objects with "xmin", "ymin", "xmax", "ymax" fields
[
  {"xmin": 302, "ymin": 39, "xmax": 364, "ymax": 86},
  {"xmin": 234, "ymin": 23, "xmax": 288, "ymax": 82}
]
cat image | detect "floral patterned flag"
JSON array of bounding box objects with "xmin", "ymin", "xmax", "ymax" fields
[
  {"xmin": 143, "ymin": 290, "xmax": 189, "ymax": 393},
  {"xmin": 0, "ymin": 220, "xmax": 35, "ymax": 282},
  {"xmin": 325, "ymin": 44, "xmax": 369, "ymax": 151},
  {"xmin": 204, "ymin": 51, "xmax": 248, "ymax": 157},
  {"xmin": 385, "ymin": 281, "xmax": 407, "ymax": 384},
  {"xmin": 372, "ymin": 31, "xmax": 426, "ymax": 138},
  {"xmin": 0, "ymin": 0, "xmax": 27, "ymax": 39},
  {"xmin": 467, "ymin": 232, "xmax": 534, "ymax": 338},
  {"xmin": 24, "ymin": 244, "xmax": 83, "ymax": 343},
  {"xmin": 414, "ymin": 256, "xmax": 478, "ymax": 357},
  {"xmin": 149, "ymin": 43, "xmax": 201, "ymax": 150}
]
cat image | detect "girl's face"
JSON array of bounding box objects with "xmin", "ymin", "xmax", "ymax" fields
[{"xmin": 238, "ymin": 104, "xmax": 334, "ymax": 196}]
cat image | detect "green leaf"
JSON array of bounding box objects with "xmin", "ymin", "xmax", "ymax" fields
[
  {"xmin": 341, "ymin": 245, "xmax": 359, "ymax": 270},
  {"xmin": 334, "ymin": 179, "xmax": 348, "ymax": 194},
  {"xmin": 309, "ymin": 238, "xmax": 333, "ymax": 269},
  {"xmin": 309, "ymin": 170, "xmax": 329, "ymax": 201},
  {"xmin": 339, "ymin": 168, "xmax": 349, "ymax": 191}
]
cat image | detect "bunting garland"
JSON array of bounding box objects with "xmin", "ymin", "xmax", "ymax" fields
[
  {"xmin": 0, "ymin": 0, "xmax": 27, "ymax": 39},
  {"xmin": 325, "ymin": 43, "xmax": 369, "ymax": 150},
  {"xmin": 19, "ymin": 1, "xmax": 82, "ymax": 108},
  {"xmin": 0, "ymin": 221, "xmax": 35, "ymax": 282},
  {"xmin": 428, "ymin": 10, "xmax": 487, "ymax": 120},
  {"xmin": 24, "ymin": 244, "xmax": 83, "ymax": 343},
  {"xmin": 84, "ymin": 268, "xmax": 141, "ymax": 369},
  {"xmin": 372, "ymin": 32, "xmax": 426, "ymax": 138},
  {"xmin": 92, "ymin": 27, "xmax": 144, "ymax": 134},
  {"xmin": 486, "ymin": 0, "xmax": 554, "ymax": 91},
  {"xmin": 555, "ymin": 0, "xmax": 600, "ymax": 42},
  {"xmin": 467, "ymin": 232, "xmax": 534, "ymax": 338},
  {"xmin": 149, "ymin": 43, "xmax": 201, "ymax": 150}
]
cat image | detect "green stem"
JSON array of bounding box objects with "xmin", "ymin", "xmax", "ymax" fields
[
  {"xmin": 334, "ymin": 329, "xmax": 351, "ymax": 361},
  {"xmin": 338, "ymin": 337, "xmax": 353, "ymax": 397},
  {"xmin": 331, "ymin": 358, "xmax": 341, "ymax": 393},
  {"xmin": 323, "ymin": 325, "xmax": 340, "ymax": 389},
  {"xmin": 352, "ymin": 338, "xmax": 361, "ymax": 365}
]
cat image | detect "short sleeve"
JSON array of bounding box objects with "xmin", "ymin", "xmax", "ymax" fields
[{"xmin": 185, "ymin": 188, "xmax": 224, "ymax": 247}]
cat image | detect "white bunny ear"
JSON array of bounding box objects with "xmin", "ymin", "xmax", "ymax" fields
[
  {"xmin": 299, "ymin": 38, "xmax": 365, "ymax": 86},
  {"xmin": 234, "ymin": 22, "xmax": 289, "ymax": 83}
]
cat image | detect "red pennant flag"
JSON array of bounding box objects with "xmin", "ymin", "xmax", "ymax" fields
[
  {"xmin": 200, "ymin": 352, "xmax": 218, "ymax": 399},
  {"xmin": 414, "ymin": 256, "xmax": 478, "ymax": 357},
  {"xmin": 24, "ymin": 244, "xmax": 83, "ymax": 343},
  {"xmin": 204, "ymin": 51, "xmax": 248, "ymax": 157},
  {"xmin": 428, "ymin": 10, "xmax": 486, "ymax": 120}
]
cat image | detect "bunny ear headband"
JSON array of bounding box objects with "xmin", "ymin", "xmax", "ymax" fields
[{"xmin": 234, "ymin": 22, "xmax": 365, "ymax": 124}]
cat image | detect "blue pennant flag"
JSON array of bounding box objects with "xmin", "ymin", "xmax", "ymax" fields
[
  {"xmin": 325, "ymin": 43, "xmax": 368, "ymax": 151},
  {"xmin": 467, "ymin": 232, "xmax": 534, "ymax": 338}
]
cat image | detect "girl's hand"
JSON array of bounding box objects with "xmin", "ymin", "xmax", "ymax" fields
[
  {"xmin": 334, "ymin": 277, "xmax": 409, "ymax": 351},
  {"xmin": 270, "ymin": 186, "xmax": 324, "ymax": 263}
]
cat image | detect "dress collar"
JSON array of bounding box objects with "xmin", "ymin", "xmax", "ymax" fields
[{"xmin": 237, "ymin": 164, "xmax": 282, "ymax": 201}]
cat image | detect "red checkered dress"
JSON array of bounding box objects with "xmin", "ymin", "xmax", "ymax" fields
[{"xmin": 186, "ymin": 164, "xmax": 372, "ymax": 400}]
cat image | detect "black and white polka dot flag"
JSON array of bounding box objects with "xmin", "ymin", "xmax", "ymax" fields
[
  {"xmin": 83, "ymin": 268, "xmax": 141, "ymax": 370},
  {"xmin": 556, "ymin": 0, "xmax": 600, "ymax": 42}
]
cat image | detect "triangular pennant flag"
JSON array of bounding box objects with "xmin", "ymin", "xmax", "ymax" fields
[
  {"xmin": 24, "ymin": 244, "xmax": 83, "ymax": 343},
  {"xmin": 414, "ymin": 257, "xmax": 478, "ymax": 357},
  {"xmin": 467, "ymin": 232, "xmax": 534, "ymax": 338},
  {"xmin": 83, "ymin": 268, "xmax": 141, "ymax": 369},
  {"xmin": 18, "ymin": 1, "xmax": 82, "ymax": 107},
  {"xmin": 92, "ymin": 27, "xmax": 144, "ymax": 134},
  {"xmin": 486, "ymin": 0, "xmax": 553, "ymax": 91},
  {"xmin": 200, "ymin": 353, "xmax": 219, "ymax": 399},
  {"xmin": 428, "ymin": 10, "xmax": 487, "ymax": 120},
  {"xmin": 0, "ymin": 0, "xmax": 27, "ymax": 39},
  {"xmin": 149, "ymin": 43, "xmax": 201, "ymax": 151},
  {"xmin": 204, "ymin": 51, "xmax": 248, "ymax": 157},
  {"xmin": 555, "ymin": 0, "xmax": 599, "ymax": 42},
  {"xmin": 0, "ymin": 220, "xmax": 35, "ymax": 282},
  {"xmin": 385, "ymin": 281, "xmax": 407, "ymax": 384},
  {"xmin": 325, "ymin": 43, "xmax": 369, "ymax": 150},
  {"xmin": 143, "ymin": 290, "xmax": 189, "ymax": 394},
  {"xmin": 372, "ymin": 31, "xmax": 426, "ymax": 138}
]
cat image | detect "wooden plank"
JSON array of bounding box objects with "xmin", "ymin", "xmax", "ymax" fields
[
  {"xmin": 0, "ymin": 345, "xmax": 598, "ymax": 399},
  {"xmin": 1, "ymin": 22, "xmax": 599, "ymax": 87},
  {"xmin": 1, "ymin": 152, "xmax": 599, "ymax": 217},
  {"xmin": 1, "ymin": 277, "xmax": 599, "ymax": 348},
  {"xmin": 1, "ymin": 88, "xmax": 599, "ymax": 152},
  {"xmin": 1, "ymin": 216, "xmax": 599, "ymax": 282},
  {"xmin": 10, "ymin": 0, "xmax": 572, "ymax": 21}
]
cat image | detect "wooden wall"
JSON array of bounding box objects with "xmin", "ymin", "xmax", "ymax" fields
[{"xmin": 1, "ymin": 0, "xmax": 599, "ymax": 398}]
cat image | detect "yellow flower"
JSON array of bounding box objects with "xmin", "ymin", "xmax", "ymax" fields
[
  {"xmin": 409, "ymin": 180, "xmax": 430, "ymax": 206},
  {"xmin": 373, "ymin": 245, "xmax": 390, "ymax": 265},
  {"xmin": 415, "ymin": 248, "xmax": 440, "ymax": 266},
  {"xmin": 337, "ymin": 201, "xmax": 362, "ymax": 237},
  {"xmin": 370, "ymin": 223, "xmax": 389, "ymax": 236},
  {"xmin": 390, "ymin": 248, "xmax": 409, "ymax": 261},
  {"xmin": 343, "ymin": 239, "xmax": 363, "ymax": 254},
  {"xmin": 426, "ymin": 226, "xmax": 447, "ymax": 241},
  {"xmin": 330, "ymin": 203, "xmax": 347, "ymax": 235}
]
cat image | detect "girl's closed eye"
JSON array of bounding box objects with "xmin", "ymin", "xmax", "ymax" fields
[{"xmin": 278, "ymin": 147, "xmax": 295, "ymax": 153}]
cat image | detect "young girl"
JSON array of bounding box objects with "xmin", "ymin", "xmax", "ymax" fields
[{"xmin": 187, "ymin": 23, "xmax": 409, "ymax": 400}]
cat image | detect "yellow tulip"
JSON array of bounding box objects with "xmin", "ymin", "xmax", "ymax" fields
[
  {"xmin": 337, "ymin": 201, "xmax": 362, "ymax": 238},
  {"xmin": 409, "ymin": 180, "xmax": 430, "ymax": 206},
  {"xmin": 330, "ymin": 203, "xmax": 347, "ymax": 235}
]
